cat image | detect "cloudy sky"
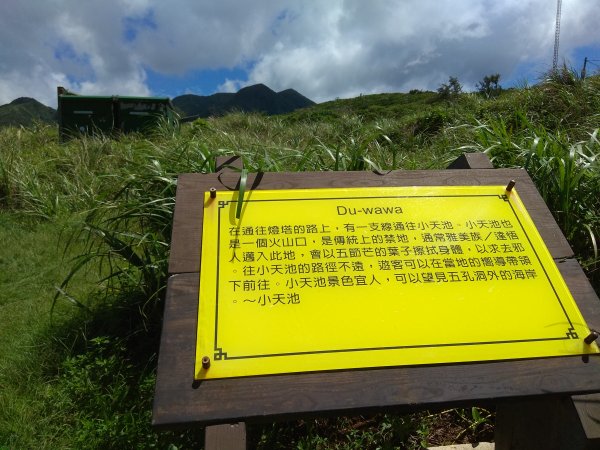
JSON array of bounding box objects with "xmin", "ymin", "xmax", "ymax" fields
[{"xmin": 1, "ymin": 0, "xmax": 599, "ymax": 106}]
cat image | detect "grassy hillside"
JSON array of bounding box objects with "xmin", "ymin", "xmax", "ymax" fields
[
  {"xmin": 286, "ymin": 90, "xmax": 438, "ymax": 122},
  {"xmin": 0, "ymin": 69, "xmax": 599, "ymax": 449},
  {"xmin": 0, "ymin": 97, "xmax": 56, "ymax": 127}
]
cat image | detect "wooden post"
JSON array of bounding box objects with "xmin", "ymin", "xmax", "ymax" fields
[
  {"xmin": 573, "ymin": 393, "xmax": 600, "ymax": 447},
  {"xmin": 446, "ymin": 152, "xmax": 494, "ymax": 170},
  {"xmin": 203, "ymin": 155, "xmax": 247, "ymax": 450},
  {"xmin": 205, "ymin": 422, "xmax": 246, "ymax": 450},
  {"xmin": 215, "ymin": 155, "xmax": 243, "ymax": 173},
  {"xmin": 495, "ymin": 398, "xmax": 592, "ymax": 450}
]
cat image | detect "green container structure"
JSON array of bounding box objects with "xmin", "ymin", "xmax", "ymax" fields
[{"xmin": 57, "ymin": 86, "xmax": 177, "ymax": 140}]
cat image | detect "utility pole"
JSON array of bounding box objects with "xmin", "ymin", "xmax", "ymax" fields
[
  {"xmin": 581, "ymin": 57, "xmax": 588, "ymax": 79},
  {"xmin": 553, "ymin": 0, "xmax": 562, "ymax": 72}
]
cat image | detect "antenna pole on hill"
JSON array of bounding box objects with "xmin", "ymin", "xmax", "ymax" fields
[
  {"xmin": 581, "ymin": 57, "xmax": 588, "ymax": 79},
  {"xmin": 553, "ymin": 0, "xmax": 562, "ymax": 72}
]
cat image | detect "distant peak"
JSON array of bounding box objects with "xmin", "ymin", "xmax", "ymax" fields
[
  {"xmin": 10, "ymin": 97, "xmax": 39, "ymax": 105},
  {"xmin": 172, "ymin": 83, "xmax": 314, "ymax": 117},
  {"xmin": 237, "ymin": 83, "xmax": 275, "ymax": 94}
]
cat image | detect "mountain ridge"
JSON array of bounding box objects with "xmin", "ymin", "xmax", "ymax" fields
[
  {"xmin": 172, "ymin": 84, "xmax": 315, "ymax": 118},
  {"xmin": 0, "ymin": 84, "xmax": 316, "ymax": 127}
]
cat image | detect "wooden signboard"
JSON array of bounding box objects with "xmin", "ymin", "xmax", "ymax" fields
[{"xmin": 153, "ymin": 162, "xmax": 600, "ymax": 430}]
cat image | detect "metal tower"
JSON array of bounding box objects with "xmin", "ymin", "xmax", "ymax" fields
[{"xmin": 553, "ymin": 0, "xmax": 562, "ymax": 71}]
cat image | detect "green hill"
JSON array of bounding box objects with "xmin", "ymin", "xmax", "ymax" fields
[
  {"xmin": 287, "ymin": 90, "xmax": 437, "ymax": 121},
  {"xmin": 0, "ymin": 97, "xmax": 56, "ymax": 127},
  {"xmin": 283, "ymin": 73, "xmax": 600, "ymax": 143}
]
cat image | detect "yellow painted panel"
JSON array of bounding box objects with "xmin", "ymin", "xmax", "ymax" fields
[{"xmin": 195, "ymin": 186, "xmax": 598, "ymax": 379}]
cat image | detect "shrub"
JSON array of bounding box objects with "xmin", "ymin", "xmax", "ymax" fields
[{"xmin": 476, "ymin": 73, "xmax": 502, "ymax": 98}]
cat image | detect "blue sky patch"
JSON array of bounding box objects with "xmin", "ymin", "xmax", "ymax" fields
[
  {"xmin": 53, "ymin": 40, "xmax": 93, "ymax": 83},
  {"xmin": 571, "ymin": 45, "xmax": 600, "ymax": 75},
  {"xmin": 54, "ymin": 41, "xmax": 89, "ymax": 65},
  {"xmin": 123, "ymin": 9, "xmax": 158, "ymax": 43},
  {"xmin": 146, "ymin": 66, "xmax": 248, "ymax": 98}
]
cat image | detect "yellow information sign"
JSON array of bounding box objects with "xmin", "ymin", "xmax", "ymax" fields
[{"xmin": 195, "ymin": 186, "xmax": 598, "ymax": 379}]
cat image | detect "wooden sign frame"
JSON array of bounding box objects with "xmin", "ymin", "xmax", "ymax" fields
[{"xmin": 153, "ymin": 156, "xmax": 600, "ymax": 431}]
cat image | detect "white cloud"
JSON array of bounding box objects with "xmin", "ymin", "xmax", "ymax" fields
[
  {"xmin": 0, "ymin": 0, "xmax": 598, "ymax": 106},
  {"xmin": 217, "ymin": 79, "xmax": 245, "ymax": 93},
  {"xmin": 0, "ymin": 0, "xmax": 151, "ymax": 105},
  {"xmin": 127, "ymin": 0, "xmax": 291, "ymax": 74},
  {"xmin": 239, "ymin": 0, "xmax": 599, "ymax": 101}
]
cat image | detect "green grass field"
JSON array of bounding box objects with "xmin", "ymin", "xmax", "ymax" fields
[{"xmin": 1, "ymin": 69, "xmax": 599, "ymax": 449}]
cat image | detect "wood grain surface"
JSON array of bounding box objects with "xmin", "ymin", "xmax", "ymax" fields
[
  {"xmin": 572, "ymin": 393, "xmax": 600, "ymax": 441},
  {"xmin": 204, "ymin": 422, "xmax": 246, "ymax": 449},
  {"xmin": 155, "ymin": 161, "xmax": 598, "ymax": 429},
  {"xmin": 446, "ymin": 152, "xmax": 494, "ymax": 170}
]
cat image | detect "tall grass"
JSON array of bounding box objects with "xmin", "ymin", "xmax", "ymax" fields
[{"xmin": 462, "ymin": 115, "xmax": 600, "ymax": 288}]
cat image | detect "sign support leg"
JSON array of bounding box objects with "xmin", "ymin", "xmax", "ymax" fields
[
  {"xmin": 495, "ymin": 397, "xmax": 590, "ymax": 449},
  {"xmin": 205, "ymin": 422, "xmax": 247, "ymax": 450}
]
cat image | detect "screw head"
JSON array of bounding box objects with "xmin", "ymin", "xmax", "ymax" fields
[{"xmin": 584, "ymin": 331, "xmax": 599, "ymax": 345}]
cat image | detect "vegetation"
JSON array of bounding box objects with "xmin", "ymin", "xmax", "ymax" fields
[
  {"xmin": 1, "ymin": 71, "xmax": 599, "ymax": 449},
  {"xmin": 476, "ymin": 73, "xmax": 502, "ymax": 98},
  {"xmin": 436, "ymin": 76, "xmax": 463, "ymax": 101}
]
